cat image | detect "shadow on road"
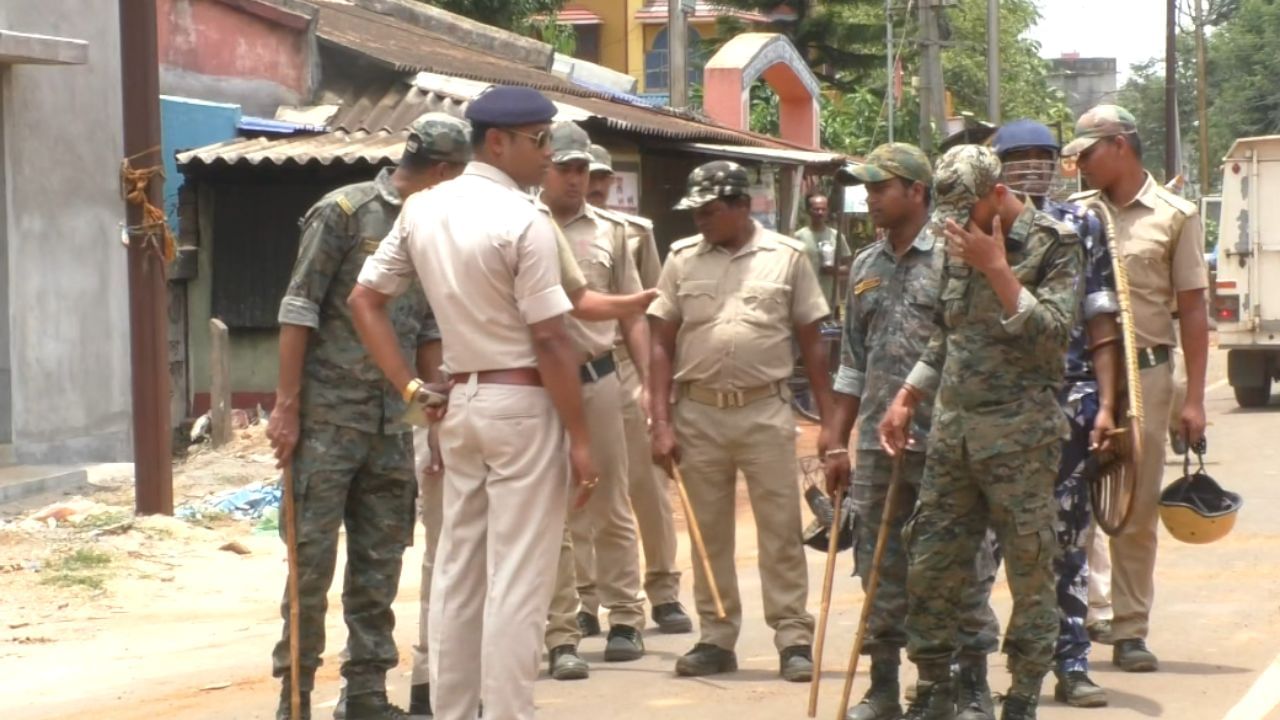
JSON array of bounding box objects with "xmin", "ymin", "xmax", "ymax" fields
[{"xmin": 1099, "ymin": 687, "xmax": 1164, "ymax": 716}]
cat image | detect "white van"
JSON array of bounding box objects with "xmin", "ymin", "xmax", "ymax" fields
[{"xmin": 1215, "ymin": 136, "xmax": 1280, "ymax": 407}]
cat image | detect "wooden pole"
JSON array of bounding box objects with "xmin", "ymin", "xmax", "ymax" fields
[
  {"xmin": 836, "ymin": 455, "xmax": 903, "ymax": 720},
  {"xmin": 667, "ymin": 464, "xmax": 726, "ymax": 618},
  {"xmin": 282, "ymin": 464, "xmax": 302, "ymax": 720},
  {"xmin": 808, "ymin": 484, "xmax": 846, "ymax": 717},
  {"xmin": 209, "ymin": 319, "xmax": 232, "ymax": 447},
  {"xmin": 1193, "ymin": 0, "xmax": 1213, "ymax": 193}
]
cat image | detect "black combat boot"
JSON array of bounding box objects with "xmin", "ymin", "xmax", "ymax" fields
[
  {"xmin": 901, "ymin": 663, "xmax": 955, "ymax": 720},
  {"xmin": 846, "ymin": 653, "xmax": 903, "ymax": 720},
  {"xmin": 1000, "ymin": 692, "xmax": 1038, "ymax": 720},
  {"xmin": 344, "ymin": 691, "xmax": 408, "ymax": 720},
  {"xmin": 407, "ymin": 683, "xmax": 431, "ymax": 717},
  {"xmin": 275, "ymin": 680, "xmax": 311, "ymax": 720},
  {"xmin": 954, "ymin": 655, "xmax": 995, "ymax": 720}
]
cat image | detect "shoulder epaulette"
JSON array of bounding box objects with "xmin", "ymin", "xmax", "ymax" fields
[
  {"xmin": 1153, "ymin": 186, "xmax": 1198, "ymax": 216},
  {"xmin": 769, "ymin": 232, "xmax": 809, "ymax": 253},
  {"xmin": 1067, "ymin": 188, "xmax": 1102, "ymax": 203},
  {"xmin": 669, "ymin": 235, "xmax": 703, "ymax": 254}
]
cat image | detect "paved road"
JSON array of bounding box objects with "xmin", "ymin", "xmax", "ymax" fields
[{"xmin": 7, "ymin": 349, "xmax": 1280, "ymax": 720}]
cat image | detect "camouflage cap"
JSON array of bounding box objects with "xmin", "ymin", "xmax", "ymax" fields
[
  {"xmin": 847, "ymin": 142, "xmax": 933, "ymax": 185},
  {"xmin": 930, "ymin": 144, "xmax": 1003, "ymax": 231},
  {"xmin": 550, "ymin": 121, "xmax": 593, "ymax": 164},
  {"xmin": 588, "ymin": 143, "xmax": 614, "ymax": 174},
  {"xmin": 1061, "ymin": 104, "xmax": 1138, "ymax": 157},
  {"xmin": 404, "ymin": 112, "xmax": 472, "ymax": 164},
  {"xmin": 674, "ymin": 160, "xmax": 751, "ymax": 210}
]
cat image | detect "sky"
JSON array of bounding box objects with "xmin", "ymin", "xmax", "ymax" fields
[{"xmin": 1027, "ymin": 0, "xmax": 1171, "ymax": 82}]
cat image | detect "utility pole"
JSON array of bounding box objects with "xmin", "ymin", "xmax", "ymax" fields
[
  {"xmin": 119, "ymin": 0, "xmax": 174, "ymax": 515},
  {"xmin": 1193, "ymin": 0, "xmax": 1213, "ymax": 193},
  {"xmin": 1164, "ymin": 0, "xmax": 1180, "ymax": 182},
  {"xmin": 886, "ymin": 0, "xmax": 895, "ymax": 143},
  {"xmin": 668, "ymin": 0, "xmax": 689, "ymax": 108},
  {"xmin": 986, "ymin": 0, "xmax": 1000, "ymax": 124},
  {"xmin": 917, "ymin": 0, "xmax": 947, "ymax": 154}
]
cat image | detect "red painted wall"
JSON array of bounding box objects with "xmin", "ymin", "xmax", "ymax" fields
[{"xmin": 157, "ymin": 0, "xmax": 310, "ymax": 96}]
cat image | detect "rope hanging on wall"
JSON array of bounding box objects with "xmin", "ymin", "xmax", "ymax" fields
[{"xmin": 120, "ymin": 146, "xmax": 176, "ymax": 264}]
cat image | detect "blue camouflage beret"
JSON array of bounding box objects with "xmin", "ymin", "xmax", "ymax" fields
[{"xmin": 465, "ymin": 85, "xmax": 558, "ymax": 127}]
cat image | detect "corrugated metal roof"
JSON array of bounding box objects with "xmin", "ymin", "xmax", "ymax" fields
[
  {"xmin": 178, "ymin": 73, "xmax": 836, "ymax": 169},
  {"xmin": 676, "ymin": 142, "xmax": 848, "ymax": 167}
]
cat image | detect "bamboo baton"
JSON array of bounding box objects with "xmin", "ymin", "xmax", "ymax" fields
[
  {"xmin": 282, "ymin": 464, "xmax": 302, "ymax": 720},
  {"xmin": 665, "ymin": 462, "xmax": 726, "ymax": 619},
  {"xmin": 836, "ymin": 453, "xmax": 903, "ymax": 720},
  {"xmin": 808, "ymin": 481, "xmax": 847, "ymax": 717}
]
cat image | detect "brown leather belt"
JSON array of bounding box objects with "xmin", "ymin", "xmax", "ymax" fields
[
  {"xmin": 452, "ymin": 368, "xmax": 543, "ymax": 386},
  {"xmin": 682, "ymin": 382, "xmax": 781, "ymax": 409}
]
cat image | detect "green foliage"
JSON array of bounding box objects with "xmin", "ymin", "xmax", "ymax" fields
[
  {"xmin": 416, "ymin": 0, "xmax": 566, "ymax": 31},
  {"xmin": 41, "ymin": 548, "xmax": 114, "ymax": 591}
]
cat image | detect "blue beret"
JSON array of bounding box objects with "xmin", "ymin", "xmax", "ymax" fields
[{"xmin": 465, "ymin": 85, "xmax": 558, "ymax": 127}]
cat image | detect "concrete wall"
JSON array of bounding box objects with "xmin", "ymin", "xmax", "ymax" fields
[
  {"xmin": 1048, "ymin": 57, "xmax": 1119, "ymax": 120},
  {"xmin": 157, "ymin": 0, "xmax": 313, "ymax": 116},
  {"xmin": 0, "ymin": 1, "xmax": 132, "ymax": 463}
]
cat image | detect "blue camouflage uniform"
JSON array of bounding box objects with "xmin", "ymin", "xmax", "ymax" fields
[{"xmin": 1043, "ymin": 199, "xmax": 1118, "ymax": 674}]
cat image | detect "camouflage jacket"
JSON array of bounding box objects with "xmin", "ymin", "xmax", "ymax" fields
[
  {"xmin": 277, "ymin": 168, "xmax": 438, "ymax": 435},
  {"xmin": 835, "ymin": 225, "xmax": 944, "ymax": 452},
  {"xmin": 904, "ymin": 204, "xmax": 1084, "ymax": 459}
]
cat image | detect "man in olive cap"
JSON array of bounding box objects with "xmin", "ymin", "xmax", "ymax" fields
[
  {"xmin": 1063, "ymin": 104, "xmax": 1210, "ymax": 674},
  {"xmin": 826, "ymin": 143, "xmax": 1001, "ymax": 720},
  {"xmin": 880, "ymin": 145, "xmax": 1084, "ymax": 720},
  {"xmin": 266, "ymin": 112, "xmax": 471, "ymax": 720},
  {"xmin": 649, "ymin": 160, "xmax": 834, "ymax": 682}
]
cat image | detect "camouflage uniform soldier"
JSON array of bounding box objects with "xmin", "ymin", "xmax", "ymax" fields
[
  {"xmin": 825, "ymin": 143, "xmax": 1002, "ymax": 720},
  {"xmin": 266, "ymin": 113, "xmax": 471, "ymax": 720},
  {"xmin": 993, "ymin": 119, "xmax": 1123, "ymax": 708},
  {"xmin": 649, "ymin": 161, "xmax": 835, "ymax": 682},
  {"xmin": 879, "ymin": 146, "xmax": 1084, "ymax": 720}
]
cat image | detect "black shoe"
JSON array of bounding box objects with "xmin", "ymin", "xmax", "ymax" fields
[
  {"xmin": 277, "ymin": 690, "xmax": 312, "ymax": 720},
  {"xmin": 901, "ymin": 679, "xmax": 955, "ymax": 720},
  {"xmin": 576, "ymin": 610, "xmax": 601, "ymax": 637},
  {"xmin": 1000, "ymin": 692, "xmax": 1038, "ymax": 720},
  {"xmin": 954, "ymin": 657, "xmax": 994, "ymax": 720},
  {"xmin": 846, "ymin": 655, "xmax": 902, "ymax": 720},
  {"xmin": 408, "ymin": 683, "xmax": 431, "ymax": 717},
  {"xmin": 604, "ymin": 624, "xmax": 646, "ymax": 662},
  {"xmin": 1113, "ymin": 638, "xmax": 1159, "ymax": 672},
  {"xmin": 344, "ymin": 692, "xmax": 407, "ymax": 720},
  {"xmin": 1053, "ymin": 669, "xmax": 1107, "ymax": 708},
  {"xmin": 651, "ymin": 602, "xmax": 694, "ymax": 634},
  {"xmin": 780, "ymin": 645, "xmax": 814, "ymax": 682},
  {"xmin": 675, "ymin": 642, "xmax": 738, "ymax": 677},
  {"xmin": 549, "ymin": 644, "xmax": 590, "ymax": 680},
  {"xmin": 1086, "ymin": 620, "xmax": 1113, "ymax": 645}
]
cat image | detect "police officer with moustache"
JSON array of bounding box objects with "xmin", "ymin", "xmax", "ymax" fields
[
  {"xmin": 650, "ymin": 161, "xmax": 834, "ymax": 683},
  {"xmin": 267, "ymin": 113, "xmax": 470, "ymax": 720}
]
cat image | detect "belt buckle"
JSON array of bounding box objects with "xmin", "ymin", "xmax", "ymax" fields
[{"xmin": 724, "ymin": 390, "xmax": 745, "ymax": 408}]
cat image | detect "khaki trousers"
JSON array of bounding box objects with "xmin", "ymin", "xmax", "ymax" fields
[
  {"xmin": 428, "ymin": 379, "xmax": 568, "ymax": 720},
  {"xmin": 544, "ymin": 524, "xmax": 582, "ymax": 650},
  {"xmin": 673, "ymin": 393, "xmax": 814, "ymax": 651},
  {"xmin": 564, "ymin": 372, "xmax": 646, "ymax": 629},
  {"xmin": 1109, "ymin": 361, "xmax": 1175, "ymax": 641},
  {"xmin": 575, "ymin": 354, "xmax": 682, "ymax": 612},
  {"xmin": 411, "ymin": 427, "xmax": 443, "ymax": 685},
  {"xmin": 1085, "ymin": 524, "xmax": 1113, "ymax": 624}
]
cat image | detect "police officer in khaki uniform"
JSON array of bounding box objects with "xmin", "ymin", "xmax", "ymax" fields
[
  {"xmin": 538, "ymin": 121, "xmax": 648, "ymax": 676},
  {"xmin": 1062, "ymin": 104, "xmax": 1210, "ymax": 673},
  {"xmin": 580, "ymin": 143, "xmax": 691, "ymax": 636},
  {"xmin": 649, "ymin": 160, "xmax": 836, "ymax": 682},
  {"xmin": 350, "ymin": 86, "xmax": 599, "ymax": 720}
]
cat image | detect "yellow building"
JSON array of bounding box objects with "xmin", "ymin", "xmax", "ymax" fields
[{"xmin": 558, "ymin": 1, "xmax": 770, "ymax": 99}]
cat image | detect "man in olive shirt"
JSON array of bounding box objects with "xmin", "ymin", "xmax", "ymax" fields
[
  {"xmin": 650, "ymin": 160, "xmax": 836, "ymax": 682},
  {"xmin": 796, "ymin": 191, "xmax": 852, "ymax": 308}
]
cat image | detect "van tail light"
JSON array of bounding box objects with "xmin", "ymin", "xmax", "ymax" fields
[{"xmin": 1214, "ymin": 294, "xmax": 1240, "ymax": 323}]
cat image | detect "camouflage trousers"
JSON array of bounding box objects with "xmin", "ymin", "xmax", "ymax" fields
[
  {"xmin": 851, "ymin": 449, "xmax": 1000, "ymax": 658},
  {"xmin": 271, "ymin": 421, "xmax": 416, "ymax": 696},
  {"xmin": 1053, "ymin": 383, "xmax": 1099, "ymax": 673},
  {"xmin": 906, "ymin": 439, "xmax": 1060, "ymax": 696}
]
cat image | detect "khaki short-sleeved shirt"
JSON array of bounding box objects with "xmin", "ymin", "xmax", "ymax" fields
[
  {"xmin": 553, "ymin": 203, "xmax": 643, "ymax": 358},
  {"xmin": 1071, "ymin": 173, "xmax": 1207, "ymax": 349},
  {"xmin": 648, "ymin": 221, "xmax": 830, "ymax": 390},
  {"xmin": 359, "ymin": 162, "xmax": 573, "ymax": 374}
]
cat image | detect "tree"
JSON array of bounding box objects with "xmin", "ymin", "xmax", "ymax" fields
[{"xmin": 416, "ymin": 0, "xmax": 566, "ymax": 33}]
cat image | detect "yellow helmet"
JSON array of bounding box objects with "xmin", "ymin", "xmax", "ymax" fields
[{"xmin": 1159, "ymin": 450, "xmax": 1242, "ymax": 545}]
